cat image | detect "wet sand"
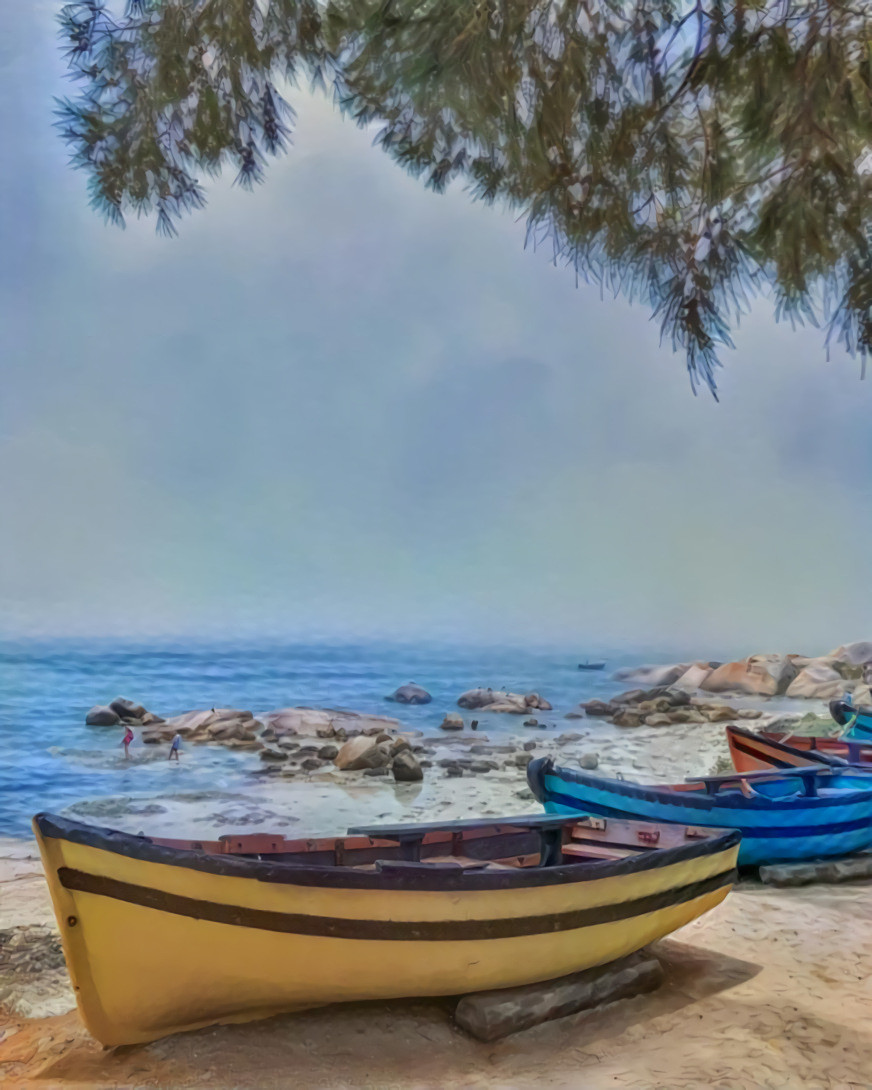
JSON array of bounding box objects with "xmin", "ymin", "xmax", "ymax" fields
[{"xmin": 2, "ymin": 720, "xmax": 871, "ymax": 1088}]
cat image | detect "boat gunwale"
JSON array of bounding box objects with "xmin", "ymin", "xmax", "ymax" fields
[
  {"xmin": 527, "ymin": 757, "xmax": 872, "ymax": 813},
  {"xmin": 33, "ymin": 812, "xmax": 740, "ymax": 892}
]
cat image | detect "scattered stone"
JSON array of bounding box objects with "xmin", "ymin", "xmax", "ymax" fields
[
  {"xmin": 556, "ymin": 732, "xmax": 584, "ymax": 743},
  {"xmin": 259, "ymin": 748, "xmax": 287, "ymax": 763},
  {"xmin": 85, "ymin": 705, "xmax": 121, "ymax": 726},
  {"xmin": 644, "ymin": 713, "xmax": 673, "ymax": 727},
  {"xmin": 580, "ymin": 699, "xmax": 614, "ymax": 717},
  {"xmin": 760, "ymin": 853, "xmax": 872, "ymax": 887},
  {"xmin": 391, "ymin": 750, "xmax": 424, "ymax": 782},
  {"xmin": 523, "ymin": 741, "xmax": 537, "ymax": 751},
  {"xmin": 737, "ymin": 708, "xmax": 763, "ymax": 720},
  {"xmin": 514, "ymin": 753, "xmax": 533, "ymax": 768},
  {"xmin": 454, "ymin": 952, "xmax": 663, "ymax": 1041},
  {"xmin": 470, "ymin": 720, "xmax": 479, "ymax": 730},
  {"xmin": 699, "ymin": 704, "xmax": 738, "ymax": 723},
  {"xmin": 386, "ymin": 683, "xmax": 432, "ymax": 705},
  {"xmin": 444, "ymin": 765, "xmax": 463, "ymax": 778},
  {"xmin": 523, "ymin": 718, "xmax": 538, "ymax": 727},
  {"xmin": 440, "ymin": 713, "xmax": 465, "ymax": 731},
  {"xmin": 613, "ymin": 708, "xmax": 644, "ymax": 728},
  {"xmin": 318, "ymin": 744, "xmax": 339, "ymax": 760},
  {"xmin": 363, "ymin": 766, "xmax": 391, "ymax": 777},
  {"xmin": 578, "ymin": 753, "xmax": 599, "ymax": 770}
]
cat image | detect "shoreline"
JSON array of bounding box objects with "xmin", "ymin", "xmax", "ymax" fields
[{"xmin": 3, "ymin": 709, "xmax": 871, "ymax": 1087}]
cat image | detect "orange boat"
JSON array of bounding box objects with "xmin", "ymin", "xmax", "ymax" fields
[{"xmin": 726, "ymin": 724, "xmax": 872, "ymax": 774}]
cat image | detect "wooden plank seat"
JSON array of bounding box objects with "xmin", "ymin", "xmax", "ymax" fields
[{"xmin": 561, "ymin": 843, "xmax": 638, "ymax": 861}]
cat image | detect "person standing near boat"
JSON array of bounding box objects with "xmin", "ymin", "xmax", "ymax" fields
[
  {"xmin": 168, "ymin": 733, "xmax": 182, "ymax": 762},
  {"xmin": 121, "ymin": 725, "xmax": 134, "ymax": 760}
]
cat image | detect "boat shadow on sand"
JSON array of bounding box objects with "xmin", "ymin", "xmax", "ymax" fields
[{"xmin": 33, "ymin": 941, "xmax": 762, "ymax": 1086}]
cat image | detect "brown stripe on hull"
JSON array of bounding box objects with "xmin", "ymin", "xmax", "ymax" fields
[{"xmin": 57, "ymin": 866, "xmax": 736, "ymax": 941}]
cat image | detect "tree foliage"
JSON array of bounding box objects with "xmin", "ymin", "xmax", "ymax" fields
[{"xmin": 57, "ymin": 0, "xmax": 872, "ymax": 393}]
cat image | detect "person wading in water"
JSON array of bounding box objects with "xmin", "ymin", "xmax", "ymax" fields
[{"xmin": 122, "ymin": 725, "xmax": 134, "ymax": 759}]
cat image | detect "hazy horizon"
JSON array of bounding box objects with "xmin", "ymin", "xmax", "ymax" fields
[{"xmin": 3, "ymin": 3, "xmax": 872, "ymax": 653}]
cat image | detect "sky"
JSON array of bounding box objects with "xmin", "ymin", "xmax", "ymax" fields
[{"xmin": 2, "ymin": 3, "xmax": 872, "ymax": 655}]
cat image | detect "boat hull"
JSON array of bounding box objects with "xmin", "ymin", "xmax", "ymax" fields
[
  {"xmin": 726, "ymin": 725, "xmax": 872, "ymax": 773},
  {"xmin": 34, "ymin": 813, "xmax": 738, "ymax": 1046},
  {"xmin": 830, "ymin": 699, "xmax": 872, "ymax": 741},
  {"xmin": 527, "ymin": 759, "xmax": 872, "ymax": 867}
]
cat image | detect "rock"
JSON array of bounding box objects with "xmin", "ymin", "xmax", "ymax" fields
[
  {"xmin": 260, "ymin": 707, "xmax": 399, "ymax": 739},
  {"xmin": 699, "ymin": 704, "xmax": 738, "ymax": 723},
  {"xmin": 317, "ymin": 744, "xmax": 339, "ymax": 761},
  {"xmin": 578, "ymin": 753, "xmax": 599, "ymax": 770},
  {"xmin": 514, "ymin": 753, "xmax": 533, "ymax": 768},
  {"xmin": 556, "ymin": 732, "xmax": 584, "ymax": 743},
  {"xmin": 109, "ymin": 697, "xmax": 148, "ymax": 721},
  {"xmin": 440, "ymin": 713, "xmax": 465, "ymax": 731},
  {"xmin": 457, "ymin": 689, "xmax": 552, "ymax": 712},
  {"xmin": 454, "ymin": 952, "xmax": 663, "ymax": 1041},
  {"xmin": 444, "ymin": 765, "xmax": 463, "ymax": 777},
  {"xmin": 564, "ymin": 711, "xmax": 585, "ymax": 720},
  {"xmin": 580, "ymin": 700, "xmax": 615, "ymax": 717},
  {"xmin": 612, "ymin": 708, "xmax": 644, "ymax": 728},
  {"xmin": 701, "ymin": 654, "xmax": 798, "ymax": 697},
  {"xmin": 670, "ymin": 663, "xmax": 713, "ymax": 692},
  {"xmin": 140, "ymin": 711, "xmax": 165, "ymax": 725},
  {"xmin": 760, "ymin": 853, "xmax": 872, "ymax": 887},
  {"xmin": 644, "ymin": 713, "xmax": 673, "ymax": 727},
  {"xmin": 786, "ymin": 662, "xmax": 846, "ymax": 700},
  {"xmin": 386, "ymin": 683, "xmax": 432, "ymax": 705},
  {"xmin": 300, "ymin": 757, "xmax": 324, "ymax": 771},
  {"xmin": 611, "ymin": 663, "xmax": 690, "ymax": 687},
  {"xmin": 85, "ymin": 705, "xmax": 121, "ymax": 726},
  {"xmin": 523, "ymin": 740, "xmax": 537, "ymax": 751},
  {"xmin": 363, "ymin": 766, "xmax": 391, "ymax": 777},
  {"xmin": 333, "ymin": 736, "xmax": 392, "ymax": 771},
  {"xmin": 523, "ymin": 718, "xmax": 538, "ymax": 727},
  {"xmin": 665, "ymin": 707, "xmax": 706, "ymax": 724},
  {"xmin": 611, "ymin": 689, "xmax": 646, "ymax": 705},
  {"xmin": 259, "ymin": 748, "xmax": 287, "ymax": 762},
  {"xmin": 737, "ymin": 708, "xmax": 763, "ymax": 719},
  {"xmin": 852, "ymin": 684, "xmax": 872, "ymax": 707},
  {"xmin": 391, "ymin": 750, "xmax": 424, "ymax": 782},
  {"xmin": 765, "ymin": 713, "xmax": 803, "ymax": 732},
  {"xmin": 827, "ymin": 641, "xmax": 872, "ymax": 666}
]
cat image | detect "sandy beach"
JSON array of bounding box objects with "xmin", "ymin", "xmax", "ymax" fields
[{"xmin": 2, "ymin": 717, "xmax": 871, "ymax": 1089}]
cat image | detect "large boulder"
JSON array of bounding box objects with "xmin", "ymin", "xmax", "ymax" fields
[
  {"xmin": 786, "ymin": 662, "xmax": 845, "ymax": 700},
  {"xmin": 109, "ymin": 697, "xmax": 148, "ymax": 722},
  {"xmin": 457, "ymin": 689, "xmax": 552, "ymax": 712},
  {"xmin": 386, "ymin": 683, "xmax": 432, "ymax": 705},
  {"xmin": 85, "ymin": 705, "xmax": 121, "ymax": 726},
  {"xmin": 155, "ymin": 708, "xmax": 262, "ymax": 744},
  {"xmin": 333, "ymin": 736, "xmax": 391, "ymax": 772},
  {"xmin": 827, "ymin": 641, "xmax": 872, "ymax": 666},
  {"xmin": 670, "ymin": 663, "xmax": 713, "ymax": 693},
  {"xmin": 260, "ymin": 707, "xmax": 399, "ymax": 739},
  {"xmin": 700, "ymin": 654, "xmax": 797, "ymax": 697},
  {"xmin": 611, "ymin": 663, "xmax": 690, "ymax": 688}
]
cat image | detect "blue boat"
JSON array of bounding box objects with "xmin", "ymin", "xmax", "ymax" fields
[
  {"xmin": 527, "ymin": 757, "xmax": 872, "ymax": 867},
  {"xmin": 830, "ymin": 697, "xmax": 872, "ymax": 741}
]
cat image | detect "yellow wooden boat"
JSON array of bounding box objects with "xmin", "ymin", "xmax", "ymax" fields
[{"xmin": 33, "ymin": 810, "xmax": 739, "ymax": 1046}]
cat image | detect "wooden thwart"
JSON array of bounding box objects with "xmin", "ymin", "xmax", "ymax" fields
[{"xmin": 454, "ymin": 951, "xmax": 663, "ymax": 1041}]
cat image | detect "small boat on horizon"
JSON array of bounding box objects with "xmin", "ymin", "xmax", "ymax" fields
[
  {"xmin": 577, "ymin": 660, "xmax": 606, "ymax": 671},
  {"xmin": 527, "ymin": 756, "xmax": 872, "ymax": 866},
  {"xmin": 33, "ymin": 810, "xmax": 738, "ymax": 1046},
  {"xmin": 725, "ymin": 723, "xmax": 872, "ymax": 774}
]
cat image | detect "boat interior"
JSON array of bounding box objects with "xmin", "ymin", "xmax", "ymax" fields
[
  {"xmin": 671, "ymin": 765, "xmax": 861, "ymax": 800},
  {"xmin": 763, "ymin": 731, "xmax": 872, "ymax": 766},
  {"xmin": 150, "ymin": 813, "xmax": 718, "ymax": 872}
]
